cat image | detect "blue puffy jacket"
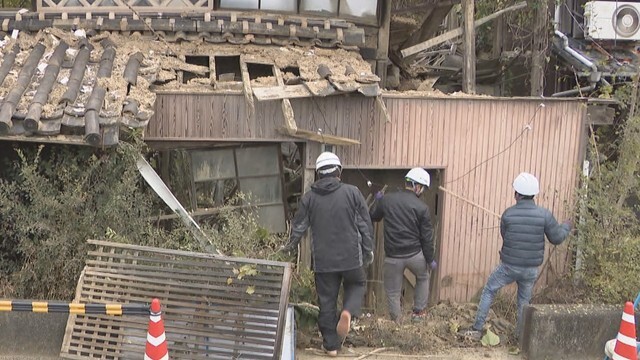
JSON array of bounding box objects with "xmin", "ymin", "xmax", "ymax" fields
[{"xmin": 499, "ymin": 199, "xmax": 570, "ymax": 267}]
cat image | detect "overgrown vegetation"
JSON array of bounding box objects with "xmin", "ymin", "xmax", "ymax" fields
[
  {"xmin": 0, "ymin": 142, "xmax": 316, "ymax": 306},
  {"xmin": 0, "ymin": 143, "xmax": 196, "ymax": 300},
  {"xmin": 576, "ymin": 80, "xmax": 640, "ymax": 304}
]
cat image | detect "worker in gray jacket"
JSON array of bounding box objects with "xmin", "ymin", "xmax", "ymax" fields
[
  {"xmin": 282, "ymin": 152, "xmax": 374, "ymax": 357},
  {"xmin": 460, "ymin": 172, "xmax": 572, "ymax": 341},
  {"xmin": 370, "ymin": 167, "xmax": 435, "ymax": 323}
]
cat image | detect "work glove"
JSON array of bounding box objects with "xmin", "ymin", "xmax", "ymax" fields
[
  {"xmin": 363, "ymin": 251, "xmax": 374, "ymax": 266},
  {"xmin": 430, "ymin": 260, "xmax": 437, "ymax": 270},
  {"xmin": 374, "ymin": 191, "xmax": 384, "ymax": 200},
  {"xmin": 563, "ymin": 219, "xmax": 574, "ymax": 230}
]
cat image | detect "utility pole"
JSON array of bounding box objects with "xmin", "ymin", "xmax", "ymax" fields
[
  {"xmin": 531, "ymin": 0, "xmax": 549, "ymax": 96},
  {"xmin": 462, "ymin": 0, "xmax": 476, "ymax": 94}
]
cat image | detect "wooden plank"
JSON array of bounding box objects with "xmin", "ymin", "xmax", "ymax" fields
[
  {"xmin": 82, "ymin": 271, "xmax": 283, "ymax": 299},
  {"xmin": 86, "ymin": 260, "xmax": 284, "ymax": 284},
  {"xmin": 376, "ymin": 96, "xmax": 391, "ymax": 123},
  {"xmin": 252, "ymin": 84, "xmax": 312, "ymax": 101},
  {"xmin": 462, "ymin": 0, "xmax": 476, "ymax": 94},
  {"xmin": 280, "ymin": 127, "xmax": 361, "ymax": 146},
  {"xmin": 239, "ymin": 58, "xmax": 254, "ymax": 119},
  {"xmin": 86, "ymin": 250, "xmax": 285, "ymax": 275},
  {"xmin": 273, "ymin": 65, "xmax": 297, "ymax": 135},
  {"xmin": 400, "ymin": 1, "xmax": 527, "ymax": 57}
]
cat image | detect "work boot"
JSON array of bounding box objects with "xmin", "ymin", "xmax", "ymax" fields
[
  {"xmin": 458, "ymin": 327, "xmax": 483, "ymax": 341},
  {"xmin": 336, "ymin": 310, "xmax": 351, "ymax": 341},
  {"xmin": 321, "ymin": 346, "xmax": 338, "ymax": 357},
  {"xmin": 411, "ymin": 309, "xmax": 427, "ymax": 323}
]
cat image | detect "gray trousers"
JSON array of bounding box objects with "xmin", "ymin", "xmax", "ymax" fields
[{"xmin": 384, "ymin": 252, "xmax": 430, "ymax": 321}]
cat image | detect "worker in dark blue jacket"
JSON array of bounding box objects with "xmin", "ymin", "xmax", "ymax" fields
[{"xmin": 460, "ymin": 172, "xmax": 572, "ymax": 341}]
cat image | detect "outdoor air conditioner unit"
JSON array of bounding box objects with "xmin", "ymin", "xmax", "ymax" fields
[{"xmin": 585, "ymin": 1, "xmax": 640, "ymax": 40}]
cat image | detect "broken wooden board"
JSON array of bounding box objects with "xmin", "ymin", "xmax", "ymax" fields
[
  {"xmin": 240, "ymin": 58, "xmax": 255, "ymax": 119},
  {"xmin": 400, "ymin": 1, "xmax": 527, "ymax": 57},
  {"xmin": 279, "ymin": 127, "xmax": 360, "ymax": 146},
  {"xmin": 253, "ymin": 84, "xmax": 313, "ymax": 101},
  {"xmin": 376, "ymin": 96, "xmax": 391, "ymax": 123},
  {"xmin": 274, "ymin": 65, "xmax": 298, "ymax": 135},
  {"xmin": 60, "ymin": 240, "xmax": 293, "ymax": 360}
]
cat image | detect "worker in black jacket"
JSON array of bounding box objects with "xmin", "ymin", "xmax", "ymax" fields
[
  {"xmin": 282, "ymin": 152, "xmax": 374, "ymax": 357},
  {"xmin": 370, "ymin": 167, "xmax": 436, "ymax": 323}
]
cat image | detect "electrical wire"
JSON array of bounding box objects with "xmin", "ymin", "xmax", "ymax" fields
[{"xmin": 444, "ymin": 103, "xmax": 546, "ymax": 185}]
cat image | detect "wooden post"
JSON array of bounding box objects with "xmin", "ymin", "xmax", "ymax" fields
[
  {"xmin": 375, "ymin": 0, "xmax": 392, "ymax": 85},
  {"xmin": 462, "ymin": 0, "xmax": 476, "ymax": 94},
  {"xmin": 298, "ymin": 143, "xmax": 317, "ymax": 270},
  {"xmin": 531, "ymin": 0, "xmax": 549, "ymax": 96}
]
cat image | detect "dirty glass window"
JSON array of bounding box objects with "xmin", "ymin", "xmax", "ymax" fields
[
  {"xmin": 219, "ymin": 0, "xmax": 258, "ymax": 9},
  {"xmin": 340, "ymin": 0, "xmax": 377, "ymax": 20},
  {"xmin": 190, "ymin": 145, "xmax": 286, "ymax": 233},
  {"xmin": 300, "ymin": 0, "xmax": 338, "ymax": 15},
  {"xmin": 261, "ymin": 0, "xmax": 296, "ymax": 12}
]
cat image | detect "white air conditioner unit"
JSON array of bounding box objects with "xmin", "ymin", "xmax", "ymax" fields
[{"xmin": 585, "ymin": 1, "xmax": 640, "ymax": 40}]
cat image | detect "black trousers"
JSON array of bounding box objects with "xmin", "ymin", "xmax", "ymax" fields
[{"xmin": 314, "ymin": 267, "xmax": 366, "ymax": 351}]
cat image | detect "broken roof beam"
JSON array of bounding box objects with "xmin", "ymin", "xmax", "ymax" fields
[
  {"xmin": 280, "ymin": 127, "xmax": 360, "ymax": 146},
  {"xmin": 274, "ymin": 65, "xmax": 297, "ymax": 135},
  {"xmin": 25, "ymin": 41, "xmax": 69, "ymax": 132},
  {"xmin": 0, "ymin": 43, "xmax": 46, "ymax": 135},
  {"xmin": 240, "ymin": 57, "xmax": 255, "ymax": 120},
  {"xmin": 85, "ymin": 39, "xmax": 116, "ymax": 146},
  {"xmin": 401, "ymin": 1, "xmax": 527, "ymax": 58},
  {"xmin": 253, "ymin": 85, "xmax": 313, "ymax": 101}
]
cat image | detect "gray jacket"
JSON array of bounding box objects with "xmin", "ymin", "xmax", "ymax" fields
[
  {"xmin": 285, "ymin": 177, "xmax": 374, "ymax": 273},
  {"xmin": 500, "ymin": 199, "xmax": 570, "ymax": 267}
]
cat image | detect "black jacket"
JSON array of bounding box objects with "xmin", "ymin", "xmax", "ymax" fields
[
  {"xmin": 285, "ymin": 177, "xmax": 374, "ymax": 273},
  {"xmin": 500, "ymin": 199, "xmax": 570, "ymax": 267},
  {"xmin": 370, "ymin": 189, "xmax": 434, "ymax": 263}
]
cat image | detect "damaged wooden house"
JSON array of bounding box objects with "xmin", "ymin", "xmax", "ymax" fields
[{"xmin": 0, "ymin": 0, "xmax": 591, "ymax": 310}]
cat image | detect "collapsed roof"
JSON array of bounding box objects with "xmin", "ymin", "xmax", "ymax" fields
[{"xmin": 0, "ymin": 12, "xmax": 380, "ymax": 146}]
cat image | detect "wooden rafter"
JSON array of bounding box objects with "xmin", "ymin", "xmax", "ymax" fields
[{"xmin": 401, "ymin": 1, "xmax": 527, "ymax": 58}]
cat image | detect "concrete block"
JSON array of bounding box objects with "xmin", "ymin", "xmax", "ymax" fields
[
  {"xmin": 0, "ymin": 312, "xmax": 67, "ymax": 356},
  {"xmin": 521, "ymin": 304, "xmax": 638, "ymax": 360}
]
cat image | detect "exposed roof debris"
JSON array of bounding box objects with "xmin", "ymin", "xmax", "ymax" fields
[{"xmin": 0, "ymin": 12, "xmax": 379, "ymax": 146}]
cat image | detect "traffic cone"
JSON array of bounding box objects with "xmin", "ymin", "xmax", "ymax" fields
[
  {"xmin": 145, "ymin": 298, "xmax": 169, "ymax": 360},
  {"xmin": 613, "ymin": 301, "xmax": 637, "ymax": 360}
]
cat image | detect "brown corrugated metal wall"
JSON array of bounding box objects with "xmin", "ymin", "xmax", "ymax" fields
[{"xmin": 148, "ymin": 93, "xmax": 586, "ymax": 302}]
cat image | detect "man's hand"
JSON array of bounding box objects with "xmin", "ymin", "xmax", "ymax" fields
[
  {"xmin": 563, "ymin": 218, "xmax": 574, "ymax": 230},
  {"xmin": 364, "ymin": 251, "xmax": 374, "ymax": 266},
  {"xmin": 374, "ymin": 191, "xmax": 384, "ymax": 200},
  {"xmin": 430, "ymin": 260, "xmax": 437, "ymax": 270}
]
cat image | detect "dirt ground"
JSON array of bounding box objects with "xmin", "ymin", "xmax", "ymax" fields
[
  {"xmin": 296, "ymin": 302, "xmax": 520, "ymax": 359},
  {"xmin": 298, "ymin": 346, "xmax": 523, "ymax": 359}
]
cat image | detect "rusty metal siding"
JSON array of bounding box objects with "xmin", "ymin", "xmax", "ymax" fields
[{"xmin": 148, "ymin": 93, "xmax": 586, "ymax": 302}]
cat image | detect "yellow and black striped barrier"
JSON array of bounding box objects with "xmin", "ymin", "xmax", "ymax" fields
[{"xmin": 0, "ymin": 300, "xmax": 149, "ymax": 316}]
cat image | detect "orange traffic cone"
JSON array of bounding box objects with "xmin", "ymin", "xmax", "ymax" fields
[
  {"xmin": 613, "ymin": 301, "xmax": 637, "ymax": 360},
  {"xmin": 145, "ymin": 298, "xmax": 169, "ymax": 360}
]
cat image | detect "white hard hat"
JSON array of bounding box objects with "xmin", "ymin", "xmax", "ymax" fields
[
  {"xmin": 513, "ymin": 172, "xmax": 539, "ymax": 196},
  {"xmin": 316, "ymin": 152, "xmax": 342, "ymax": 171},
  {"xmin": 405, "ymin": 168, "xmax": 430, "ymax": 187}
]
